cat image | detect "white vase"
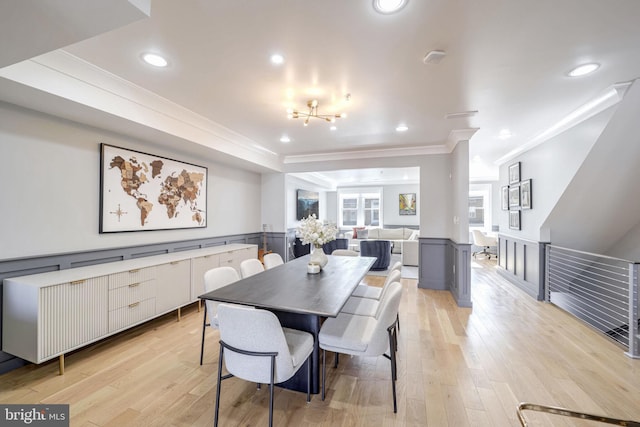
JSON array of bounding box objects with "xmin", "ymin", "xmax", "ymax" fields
[{"xmin": 310, "ymin": 245, "xmax": 328, "ymax": 270}]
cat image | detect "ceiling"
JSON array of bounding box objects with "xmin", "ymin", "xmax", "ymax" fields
[{"xmin": 2, "ymin": 0, "xmax": 640, "ymax": 183}]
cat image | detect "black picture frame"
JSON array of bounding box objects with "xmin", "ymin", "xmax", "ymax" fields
[
  {"xmin": 509, "ymin": 185, "xmax": 521, "ymax": 209},
  {"xmin": 508, "ymin": 162, "xmax": 521, "ymax": 184},
  {"xmin": 509, "ymin": 210, "xmax": 521, "ymax": 230},
  {"xmin": 100, "ymin": 143, "xmax": 207, "ymax": 233},
  {"xmin": 501, "ymin": 186, "xmax": 509, "ymax": 211},
  {"xmin": 520, "ymin": 179, "xmax": 532, "ymax": 209},
  {"xmin": 296, "ymin": 189, "xmax": 319, "ymax": 220}
]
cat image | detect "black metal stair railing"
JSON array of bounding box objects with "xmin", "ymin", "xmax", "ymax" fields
[{"xmin": 546, "ymin": 245, "xmax": 639, "ymax": 358}]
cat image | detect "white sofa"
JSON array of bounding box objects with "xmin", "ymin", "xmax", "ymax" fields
[{"xmin": 349, "ymin": 227, "xmax": 419, "ymax": 266}]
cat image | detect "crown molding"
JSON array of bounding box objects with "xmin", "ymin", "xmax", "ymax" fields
[{"xmin": 283, "ymin": 143, "xmax": 451, "ymax": 164}]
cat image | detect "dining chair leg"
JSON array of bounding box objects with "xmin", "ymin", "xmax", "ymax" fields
[
  {"xmin": 199, "ymin": 305, "xmax": 208, "ymax": 365},
  {"xmin": 388, "ymin": 328, "xmax": 398, "ymax": 413},
  {"xmin": 269, "ymin": 355, "xmax": 276, "ymax": 427},
  {"xmin": 306, "ymin": 357, "xmax": 311, "ymax": 403},
  {"xmin": 213, "ymin": 343, "xmax": 224, "ymax": 427},
  {"xmin": 334, "ymin": 352, "xmax": 339, "ymax": 368},
  {"xmin": 321, "ymin": 349, "xmax": 326, "ymax": 401}
]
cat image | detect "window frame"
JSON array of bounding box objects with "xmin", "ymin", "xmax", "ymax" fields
[{"xmin": 338, "ymin": 187, "xmax": 383, "ymax": 228}]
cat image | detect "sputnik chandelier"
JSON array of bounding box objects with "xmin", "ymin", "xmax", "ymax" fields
[{"xmin": 287, "ymin": 99, "xmax": 347, "ymax": 126}]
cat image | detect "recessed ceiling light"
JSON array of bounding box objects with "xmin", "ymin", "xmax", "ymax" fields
[
  {"xmin": 280, "ymin": 135, "xmax": 290, "ymax": 143},
  {"xmin": 330, "ymin": 126, "xmax": 337, "ymax": 131},
  {"xmin": 396, "ymin": 124, "xmax": 408, "ymax": 132},
  {"xmin": 142, "ymin": 53, "xmax": 168, "ymax": 67},
  {"xmin": 568, "ymin": 63, "xmax": 600, "ymax": 77},
  {"xmin": 270, "ymin": 54, "xmax": 284, "ymax": 65},
  {"xmin": 373, "ymin": 0, "xmax": 408, "ymax": 14}
]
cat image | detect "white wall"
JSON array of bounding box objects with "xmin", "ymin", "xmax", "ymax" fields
[
  {"xmin": 383, "ymin": 184, "xmax": 420, "ymax": 227},
  {"xmin": 325, "ymin": 191, "xmax": 337, "ymax": 224},
  {"xmin": 498, "ymin": 103, "xmax": 616, "ymax": 242},
  {"xmin": 451, "ymin": 141, "xmax": 470, "ymax": 243},
  {"xmin": 0, "ymin": 102, "xmax": 262, "ymax": 260},
  {"xmin": 418, "ymin": 154, "xmax": 453, "ymax": 238},
  {"xmin": 261, "ymin": 173, "xmax": 286, "ymax": 232},
  {"xmin": 544, "ymin": 80, "xmax": 640, "ymax": 256}
]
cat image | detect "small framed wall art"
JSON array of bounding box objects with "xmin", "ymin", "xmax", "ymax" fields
[
  {"xmin": 508, "ymin": 161, "xmax": 521, "ymax": 184},
  {"xmin": 509, "ymin": 210, "xmax": 521, "ymax": 230},
  {"xmin": 520, "ymin": 179, "xmax": 532, "ymax": 209},
  {"xmin": 399, "ymin": 193, "xmax": 416, "ymax": 215},
  {"xmin": 501, "ymin": 186, "xmax": 509, "ymax": 211},
  {"xmin": 508, "ymin": 185, "xmax": 521, "ymax": 209}
]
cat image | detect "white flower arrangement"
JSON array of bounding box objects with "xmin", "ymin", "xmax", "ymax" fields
[{"xmin": 297, "ymin": 214, "xmax": 338, "ymax": 248}]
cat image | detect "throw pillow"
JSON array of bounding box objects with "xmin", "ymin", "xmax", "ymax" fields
[
  {"xmin": 352, "ymin": 227, "xmax": 365, "ymax": 238},
  {"xmin": 356, "ymin": 229, "xmax": 369, "ymax": 239}
]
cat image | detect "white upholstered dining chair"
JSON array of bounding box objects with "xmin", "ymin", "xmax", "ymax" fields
[
  {"xmin": 263, "ymin": 253, "xmax": 284, "ymax": 269},
  {"xmin": 240, "ymin": 258, "xmax": 265, "ymax": 278},
  {"xmin": 214, "ymin": 304, "xmax": 314, "ymax": 427},
  {"xmin": 199, "ymin": 266, "xmax": 240, "ymax": 365},
  {"xmin": 351, "ymin": 268, "xmax": 401, "ymax": 300},
  {"xmin": 319, "ymin": 281, "xmax": 403, "ymax": 412}
]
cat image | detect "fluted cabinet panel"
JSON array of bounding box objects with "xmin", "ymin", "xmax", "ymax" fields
[{"xmin": 39, "ymin": 277, "xmax": 109, "ymax": 361}]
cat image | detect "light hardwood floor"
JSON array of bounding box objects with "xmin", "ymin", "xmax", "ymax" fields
[{"xmin": 1, "ymin": 258, "xmax": 639, "ymax": 426}]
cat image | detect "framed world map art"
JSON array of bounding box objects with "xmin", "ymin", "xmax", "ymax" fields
[{"xmin": 100, "ymin": 144, "xmax": 207, "ymax": 233}]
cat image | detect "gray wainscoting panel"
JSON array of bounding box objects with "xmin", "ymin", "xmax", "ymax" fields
[
  {"xmin": 418, "ymin": 238, "xmax": 449, "ymax": 291},
  {"xmin": 418, "ymin": 238, "xmax": 472, "ymax": 307},
  {"xmin": 0, "ymin": 232, "xmax": 261, "ymax": 374},
  {"xmin": 497, "ymin": 234, "xmax": 548, "ymax": 300}
]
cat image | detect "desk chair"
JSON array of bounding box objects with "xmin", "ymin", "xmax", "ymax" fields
[
  {"xmin": 263, "ymin": 253, "xmax": 284, "ymax": 269},
  {"xmin": 472, "ymin": 230, "xmax": 498, "ymax": 259},
  {"xmin": 200, "ymin": 266, "xmax": 240, "ymax": 365},
  {"xmin": 214, "ymin": 304, "xmax": 314, "ymax": 427},
  {"xmin": 319, "ymin": 282, "xmax": 402, "ymax": 413},
  {"xmin": 240, "ymin": 258, "xmax": 265, "ymax": 278}
]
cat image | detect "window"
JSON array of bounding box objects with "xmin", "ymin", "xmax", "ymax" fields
[
  {"xmin": 342, "ymin": 197, "xmax": 358, "ymax": 226},
  {"xmin": 469, "ymin": 184, "xmax": 492, "ymax": 231},
  {"xmin": 468, "ymin": 196, "xmax": 484, "ymax": 227},
  {"xmin": 338, "ymin": 188, "xmax": 382, "ymax": 228},
  {"xmin": 364, "ymin": 198, "xmax": 380, "ymax": 226}
]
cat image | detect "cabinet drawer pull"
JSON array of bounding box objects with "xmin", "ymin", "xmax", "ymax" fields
[
  {"xmin": 128, "ymin": 283, "xmax": 140, "ymax": 288},
  {"xmin": 128, "ymin": 269, "xmax": 140, "ymax": 274},
  {"xmin": 205, "ymin": 255, "xmax": 212, "ymax": 258},
  {"xmin": 70, "ymin": 280, "xmax": 85, "ymax": 285},
  {"xmin": 128, "ymin": 302, "xmax": 140, "ymax": 308},
  {"xmin": 170, "ymin": 261, "xmax": 180, "ymax": 265}
]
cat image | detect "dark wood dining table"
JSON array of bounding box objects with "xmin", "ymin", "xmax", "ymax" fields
[{"xmin": 199, "ymin": 254, "xmax": 376, "ymax": 394}]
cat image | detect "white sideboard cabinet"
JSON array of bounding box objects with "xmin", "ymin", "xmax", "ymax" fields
[{"xmin": 2, "ymin": 244, "xmax": 257, "ymax": 374}]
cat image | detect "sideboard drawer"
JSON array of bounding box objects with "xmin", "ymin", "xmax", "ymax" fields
[
  {"xmin": 109, "ymin": 280, "xmax": 156, "ymax": 310},
  {"xmin": 109, "ymin": 267, "xmax": 156, "ymax": 290},
  {"xmin": 108, "ymin": 298, "xmax": 156, "ymax": 332}
]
